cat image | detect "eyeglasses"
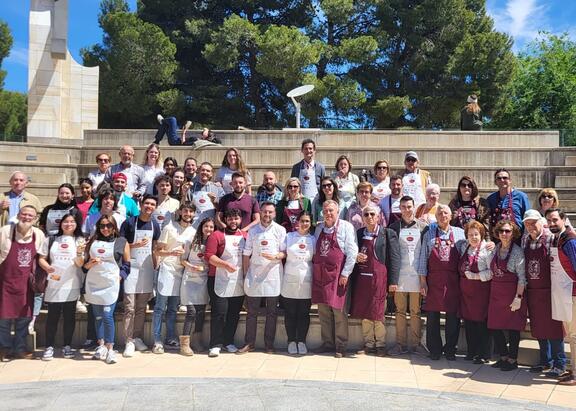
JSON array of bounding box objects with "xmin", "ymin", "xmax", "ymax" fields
[
  {"xmin": 498, "ymin": 229, "xmax": 512, "ymax": 233},
  {"xmin": 363, "ymin": 212, "xmax": 376, "ymax": 217},
  {"xmin": 99, "ymin": 223, "xmax": 114, "ymax": 229},
  {"xmin": 97, "ymin": 158, "xmax": 110, "ymax": 163},
  {"xmin": 359, "ymin": 190, "xmax": 371, "ymax": 194},
  {"xmin": 376, "ymin": 166, "xmax": 388, "ymax": 170},
  {"xmin": 288, "ymin": 185, "xmax": 300, "ymax": 189},
  {"xmin": 541, "ymin": 194, "xmax": 554, "ymax": 199},
  {"xmin": 405, "ymin": 158, "xmax": 417, "ymax": 162},
  {"xmin": 459, "ymin": 182, "xmax": 472, "ymax": 188},
  {"xmin": 321, "ymin": 183, "xmax": 333, "ymax": 188},
  {"xmin": 496, "ymin": 176, "xmax": 509, "ymax": 181}
]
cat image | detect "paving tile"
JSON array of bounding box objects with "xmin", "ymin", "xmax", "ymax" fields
[
  {"xmin": 546, "ymin": 390, "xmax": 576, "ymax": 408},
  {"xmin": 500, "ymin": 385, "xmax": 552, "ymax": 403}
]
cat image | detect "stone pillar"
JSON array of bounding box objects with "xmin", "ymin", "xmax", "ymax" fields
[{"xmin": 27, "ymin": 0, "xmax": 99, "ymax": 142}]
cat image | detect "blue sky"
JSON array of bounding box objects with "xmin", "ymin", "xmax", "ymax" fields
[{"xmin": 1, "ymin": 0, "xmax": 575, "ymax": 93}]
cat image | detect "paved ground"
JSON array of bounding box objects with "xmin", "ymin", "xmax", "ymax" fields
[{"xmin": 0, "ymin": 351, "xmax": 574, "ymax": 410}]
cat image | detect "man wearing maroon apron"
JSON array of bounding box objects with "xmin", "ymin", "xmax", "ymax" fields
[
  {"xmin": 522, "ymin": 210, "xmax": 566, "ymax": 376},
  {"xmin": 0, "ymin": 206, "xmax": 45, "ymax": 360},
  {"xmin": 312, "ymin": 200, "xmax": 358, "ymax": 358},
  {"xmin": 546, "ymin": 209, "xmax": 576, "ymax": 386},
  {"xmin": 349, "ymin": 205, "xmax": 400, "ymax": 356},
  {"xmin": 417, "ymin": 205, "xmax": 465, "ymax": 360}
]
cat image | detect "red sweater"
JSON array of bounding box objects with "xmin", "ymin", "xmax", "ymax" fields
[{"xmin": 204, "ymin": 229, "xmax": 246, "ymax": 277}]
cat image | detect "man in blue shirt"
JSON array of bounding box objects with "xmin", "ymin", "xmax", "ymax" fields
[{"xmin": 487, "ymin": 168, "xmax": 530, "ymax": 236}]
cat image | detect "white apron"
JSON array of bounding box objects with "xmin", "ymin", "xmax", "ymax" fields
[
  {"xmin": 152, "ymin": 208, "xmax": 172, "ymax": 229},
  {"xmin": 402, "ymin": 172, "xmax": 425, "ymax": 207},
  {"xmin": 192, "ymin": 191, "xmax": 216, "ymax": 229},
  {"xmin": 397, "ymin": 227, "xmax": 421, "ymax": 292},
  {"xmin": 181, "ymin": 244, "xmax": 209, "ymax": 305},
  {"xmin": 372, "ymin": 178, "xmax": 391, "ymax": 201},
  {"xmin": 244, "ymin": 230, "xmax": 283, "ymax": 297},
  {"xmin": 44, "ymin": 236, "xmax": 82, "ymax": 303},
  {"xmin": 85, "ymin": 240, "xmax": 120, "ymax": 305},
  {"xmin": 281, "ymin": 233, "xmax": 314, "ymax": 299},
  {"xmin": 221, "ymin": 171, "xmax": 233, "ymax": 194},
  {"xmin": 550, "ymin": 246, "xmax": 574, "ymax": 322},
  {"xmin": 125, "ymin": 228, "xmax": 154, "ymax": 294},
  {"xmin": 46, "ymin": 208, "xmax": 71, "ymax": 235},
  {"xmin": 215, "ymin": 234, "xmax": 245, "ymax": 297},
  {"xmin": 300, "ymin": 167, "xmax": 318, "ymax": 200}
]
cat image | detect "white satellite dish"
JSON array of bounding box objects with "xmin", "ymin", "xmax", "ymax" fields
[{"xmin": 287, "ymin": 85, "xmax": 314, "ymax": 128}]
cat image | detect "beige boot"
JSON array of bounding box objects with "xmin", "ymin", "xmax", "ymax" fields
[
  {"xmin": 191, "ymin": 332, "xmax": 205, "ymax": 353},
  {"xmin": 179, "ymin": 335, "xmax": 194, "ymax": 356}
]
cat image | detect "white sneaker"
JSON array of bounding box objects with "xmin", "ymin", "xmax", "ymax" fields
[
  {"xmin": 123, "ymin": 341, "xmax": 135, "ymax": 358},
  {"xmin": 208, "ymin": 347, "xmax": 221, "ymax": 358},
  {"xmin": 106, "ymin": 350, "xmax": 117, "ymax": 364},
  {"xmin": 92, "ymin": 345, "xmax": 108, "ymax": 360},
  {"xmin": 76, "ymin": 300, "xmax": 88, "ymax": 314},
  {"xmin": 42, "ymin": 346, "xmax": 54, "ymax": 361},
  {"xmin": 287, "ymin": 341, "xmax": 298, "ymax": 355},
  {"xmin": 157, "ymin": 114, "xmax": 164, "ymax": 124},
  {"xmin": 133, "ymin": 338, "xmax": 148, "ymax": 352},
  {"xmin": 28, "ymin": 319, "xmax": 35, "ymax": 335},
  {"xmin": 184, "ymin": 120, "xmax": 192, "ymax": 129},
  {"xmin": 224, "ymin": 344, "xmax": 238, "ymax": 353},
  {"xmin": 178, "ymin": 305, "xmax": 187, "ymax": 313},
  {"xmin": 152, "ymin": 343, "xmax": 164, "ymax": 354},
  {"xmin": 62, "ymin": 345, "xmax": 76, "ymax": 359},
  {"xmin": 297, "ymin": 342, "xmax": 308, "ymax": 355}
]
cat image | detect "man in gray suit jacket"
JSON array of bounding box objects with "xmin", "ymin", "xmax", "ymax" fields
[{"xmin": 290, "ymin": 139, "xmax": 326, "ymax": 201}]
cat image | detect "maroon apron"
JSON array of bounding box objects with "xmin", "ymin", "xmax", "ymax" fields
[
  {"xmin": 458, "ymin": 245, "xmax": 490, "ymax": 321},
  {"xmin": 0, "ymin": 228, "xmax": 37, "ymax": 319},
  {"xmin": 422, "ymin": 228, "xmax": 460, "ymax": 313},
  {"xmin": 524, "ymin": 238, "xmax": 564, "ymax": 339},
  {"xmin": 489, "ymin": 191, "xmax": 514, "ymax": 228},
  {"xmin": 487, "ymin": 246, "xmax": 528, "ymax": 331},
  {"xmin": 312, "ymin": 223, "xmax": 347, "ymax": 309},
  {"xmin": 453, "ymin": 202, "xmax": 477, "ymax": 229},
  {"xmin": 282, "ymin": 200, "xmax": 303, "ymax": 233},
  {"xmin": 350, "ymin": 230, "xmax": 387, "ymax": 320}
]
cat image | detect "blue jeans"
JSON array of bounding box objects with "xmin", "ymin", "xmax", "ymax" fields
[
  {"xmin": 0, "ymin": 318, "xmax": 31, "ymax": 353},
  {"xmin": 92, "ymin": 303, "xmax": 117, "ymax": 345},
  {"xmin": 154, "ymin": 117, "xmax": 196, "ymax": 146},
  {"xmin": 152, "ymin": 294, "xmax": 179, "ymax": 343},
  {"xmin": 33, "ymin": 293, "xmax": 43, "ymax": 316},
  {"xmin": 538, "ymin": 338, "xmax": 566, "ymax": 369}
]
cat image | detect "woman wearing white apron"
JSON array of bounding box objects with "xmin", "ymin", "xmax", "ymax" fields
[
  {"xmin": 332, "ymin": 155, "xmax": 359, "ymax": 210},
  {"xmin": 204, "ymin": 208, "xmax": 246, "ymax": 357},
  {"xmin": 82, "ymin": 189, "xmax": 125, "ymax": 238},
  {"xmin": 152, "ymin": 203, "xmax": 196, "ymax": 354},
  {"xmin": 281, "ymin": 211, "xmax": 315, "ymax": 355},
  {"xmin": 119, "ymin": 195, "xmax": 161, "ymax": 358},
  {"xmin": 82, "ymin": 215, "xmax": 130, "ymax": 364},
  {"xmin": 39, "ymin": 183, "xmax": 79, "ymax": 235},
  {"xmin": 38, "ymin": 211, "xmax": 86, "ymax": 361},
  {"xmin": 140, "ymin": 143, "xmax": 164, "ymax": 195},
  {"xmin": 178, "ymin": 218, "xmax": 215, "ymax": 355},
  {"xmin": 369, "ymin": 160, "xmax": 391, "ymax": 202}
]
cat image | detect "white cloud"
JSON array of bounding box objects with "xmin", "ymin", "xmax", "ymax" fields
[
  {"xmin": 5, "ymin": 45, "xmax": 28, "ymax": 67},
  {"xmin": 487, "ymin": 0, "xmax": 549, "ymax": 49}
]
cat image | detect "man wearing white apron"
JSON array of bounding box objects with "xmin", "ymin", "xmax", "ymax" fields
[
  {"xmin": 546, "ymin": 209, "xmax": 576, "ymax": 386},
  {"xmin": 399, "ymin": 151, "xmax": 431, "ymax": 208},
  {"xmin": 151, "ymin": 203, "xmax": 196, "ymax": 354},
  {"xmin": 188, "ymin": 162, "xmax": 224, "ymax": 229},
  {"xmin": 290, "ymin": 139, "xmax": 326, "ymax": 202},
  {"xmin": 204, "ymin": 208, "xmax": 246, "ymax": 357},
  {"xmin": 153, "ymin": 175, "xmax": 180, "ymax": 229},
  {"xmin": 379, "ymin": 176, "xmax": 403, "ymax": 227},
  {"xmin": 120, "ymin": 195, "xmax": 161, "ymax": 357},
  {"xmin": 388, "ymin": 195, "xmax": 428, "ymax": 355},
  {"xmin": 237, "ymin": 202, "xmax": 287, "ymax": 354}
]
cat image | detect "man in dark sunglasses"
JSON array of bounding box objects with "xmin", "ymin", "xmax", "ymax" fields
[
  {"xmin": 487, "ymin": 168, "xmax": 530, "ymax": 237},
  {"xmin": 399, "ymin": 151, "xmax": 431, "ymax": 208}
]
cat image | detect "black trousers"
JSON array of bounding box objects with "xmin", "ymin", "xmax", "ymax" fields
[
  {"xmin": 492, "ymin": 329, "xmax": 521, "ymax": 360},
  {"xmin": 45, "ymin": 301, "xmax": 77, "ymax": 347},
  {"xmin": 207, "ymin": 277, "xmax": 244, "ymax": 348},
  {"xmin": 183, "ymin": 304, "xmax": 206, "ymax": 336},
  {"xmin": 465, "ymin": 320, "xmax": 490, "ymax": 359},
  {"xmin": 283, "ymin": 297, "xmax": 311, "ymax": 343},
  {"xmin": 426, "ymin": 311, "xmax": 461, "ymax": 356},
  {"xmin": 86, "ymin": 303, "xmax": 96, "ymax": 341}
]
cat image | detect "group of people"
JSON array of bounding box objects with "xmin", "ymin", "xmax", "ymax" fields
[{"xmin": 0, "ymin": 137, "xmax": 574, "ymax": 388}]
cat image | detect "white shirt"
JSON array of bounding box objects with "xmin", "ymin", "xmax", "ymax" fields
[
  {"xmin": 243, "ymin": 222, "xmax": 287, "ymax": 257},
  {"xmin": 314, "ymin": 219, "xmax": 358, "ymax": 277}
]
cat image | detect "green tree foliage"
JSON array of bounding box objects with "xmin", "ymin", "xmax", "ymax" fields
[
  {"xmin": 0, "ymin": 20, "xmax": 14, "ymax": 90},
  {"xmin": 0, "ymin": 91, "xmax": 27, "ymax": 140},
  {"xmin": 83, "ymin": 1, "xmax": 180, "ymax": 128},
  {"xmin": 492, "ymin": 33, "xmax": 576, "ymax": 131}
]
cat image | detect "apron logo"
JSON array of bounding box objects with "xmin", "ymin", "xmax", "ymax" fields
[
  {"xmin": 233, "ymin": 241, "xmax": 239, "ymax": 247},
  {"xmin": 494, "ymin": 267, "xmax": 505, "ymax": 278},
  {"xmin": 406, "ymin": 236, "xmax": 414, "ymax": 242},
  {"xmin": 199, "ymin": 198, "xmax": 206, "ymax": 204},
  {"xmin": 55, "ymin": 219, "xmax": 62, "ymax": 224},
  {"xmin": 298, "ymin": 243, "xmax": 306, "ymax": 249},
  {"xmin": 319, "ymin": 238, "xmax": 331, "ymax": 257},
  {"xmin": 157, "ymin": 215, "xmax": 165, "ymax": 220},
  {"xmin": 303, "ymin": 176, "xmax": 309, "ymax": 180},
  {"xmin": 197, "ymin": 252, "xmax": 204, "ymax": 258},
  {"xmin": 60, "ymin": 243, "xmax": 69, "ymax": 249},
  {"xmin": 409, "ymin": 179, "xmax": 415, "ymax": 183},
  {"xmin": 97, "ymin": 248, "xmax": 106, "ymax": 254},
  {"xmin": 377, "ymin": 188, "xmax": 383, "ymax": 192},
  {"xmin": 260, "ymin": 240, "xmax": 268, "ymax": 246},
  {"xmin": 17, "ymin": 249, "xmax": 32, "ymax": 268},
  {"xmin": 527, "ymin": 260, "xmax": 541, "ymax": 280}
]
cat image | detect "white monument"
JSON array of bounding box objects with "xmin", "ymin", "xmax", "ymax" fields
[{"xmin": 27, "ymin": 0, "xmax": 99, "ymax": 142}]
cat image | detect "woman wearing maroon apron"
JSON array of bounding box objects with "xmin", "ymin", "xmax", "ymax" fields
[
  {"xmin": 275, "ymin": 177, "xmax": 312, "ymax": 233},
  {"xmin": 488, "ymin": 220, "xmax": 527, "ymax": 371},
  {"xmin": 522, "ymin": 211, "xmax": 566, "ymax": 375},
  {"xmin": 417, "ymin": 205, "xmax": 465, "ymax": 361},
  {"xmin": 350, "ymin": 205, "xmax": 400, "ymax": 357},
  {"xmin": 448, "ymin": 176, "xmax": 490, "ymax": 236},
  {"xmin": 457, "ymin": 220, "xmax": 493, "ymax": 364}
]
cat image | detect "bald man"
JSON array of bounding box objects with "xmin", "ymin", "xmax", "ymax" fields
[
  {"xmin": 104, "ymin": 145, "xmax": 146, "ymax": 199},
  {"xmin": 0, "ymin": 171, "xmax": 43, "ymax": 226}
]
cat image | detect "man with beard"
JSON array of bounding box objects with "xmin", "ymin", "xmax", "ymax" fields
[
  {"xmin": 0, "ymin": 206, "xmax": 45, "ymax": 360},
  {"xmin": 379, "ymin": 175, "xmax": 403, "ymax": 227},
  {"xmin": 95, "ymin": 173, "xmax": 139, "ymax": 219},
  {"xmin": 104, "ymin": 145, "xmax": 145, "ymax": 199},
  {"xmin": 217, "ymin": 173, "xmax": 260, "ymax": 231},
  {"xmin": 238, "ymin": 202, "xmax": 286, "ymax": 354},
  {"xmin": 0, "ymin": 171, "xmax": 43, "ymax": 226},
  {"xmin": 487, "ymin": 169, "xmax": 530, "ymax": 235},
  {"xmin": 290, "ymin": 139, "xmax": 326, "ymax": 202},
  {"xmin": 255, "ymin": 172, "xmax": 283, "ymax": 206},
  {"xmin": 545, "ymin": 209, "xmax": 576, "ymax": 386},
  {"xmin": 187, "ymin": 162, "xmax": 224, "ymax": 229},
  {"xmin": 204, "ymin": 208, "xmax": 247, "ymax": 357}
]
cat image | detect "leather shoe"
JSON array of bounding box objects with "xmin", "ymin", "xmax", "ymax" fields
[
  {"xmin": 236, "ymin": 344, "xmax": 254, "ymax": 355},
  {"xmin": 13, "ymin": 351, "xmax": 34, "ymax": 360},
  {"xmin": 558, "ymin": 376, "xmax": 576, "ymax": 386},
  {"xmin": 265, "ymin": 347, "xmax": 276, "ymax": 354},
  {"xmin": 376, "ymin": 347, "xmax": 387, "ymax": 357},
  {"xmin": 445, "ymin": 353, "xmax": 456, "ymax": 361},
  {"xmin": 558, "ymin": 371, "xmax": 574, "ymax": 382}
]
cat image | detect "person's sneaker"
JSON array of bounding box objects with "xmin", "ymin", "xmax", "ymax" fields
[
  {"xmin": 545, "ymin": 367, "xmax": 564, "ymax": 378},
  {"xmin": 62, "ymin": 345, "xmax": 76, "ymax": 359},
  {"xmin": 157, "ymin": 114, "xmax": 164, "ymax": 124},
  {"xmin": 376, "ymin": 347, "xmax": 387, "ymax": 357},
  {"xmin": 123, "ymin": 341, "xmax": 135, "ymax": 358},
  {"xmin": 184, "ymin": 120, "xmax": 192, "ymax": 129},
  {"xmin": 105, "ymin": 350, "xmax": 117, "ymax": 364},
  {"xmin": 297, "ymin": 342, "xmax": 308, "ymax": 355},
  {"xmin": 164, "ymin": 339, "xmax": 180, "ymax": 350},
  {"xmin": 558, "ymin": 370, "xmax": 574, "ymax": 382},
  {"xmin": 500, "ymin": 361, "xmax": 518, "ymax": 371},
  {"xmin": 133, "ymin": 338, "xmax": 148, "ymax": 352},
  {"xmin": 76, "ymin": 300, "xmax": 88, "ymax": 314},
  {"xmin": 388, "ymin": 344, "xmax": 408, "ymax": 356},
  {"xmin": 92, "ymin": 345, "xmax": 108, "ymax": 360},
  {"xmin": 491, "ymin": 359, "xmax": 506, "ymax": 368},
  {"xmin": 473, "ymin": 356, "xmax": 487, "ymax": 364},
  {"xmin": 411, "ymin": 344, "xmax": 429, "ymax": 356},
  {"xmin": 42, "ymin": 346, "xmax": 54, "ymax": 361},
  {"xmin": 179, "ymin": 305, "xmax": 187, "ymax": 313},
  {"xmin": 152, "ymin": 343, "xmax": 164, "ymax": 354},
  {"xmin": 82, "ymin": 339, "xmax": 98, "ymax": 350},
  {"xmin": 28, "ymin": 319, "xmax": 35, "ymax": 335},
  {"xmin": 208, "ymin": 347, "xmax": 221, "ymax": 357},
  {"xmin": 224, "ymin": 344, "xmax": 239, "ymax": 353},
  {"xmin": 287, "ymin": 342, "xmax": 298, "ymax": 355}
]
